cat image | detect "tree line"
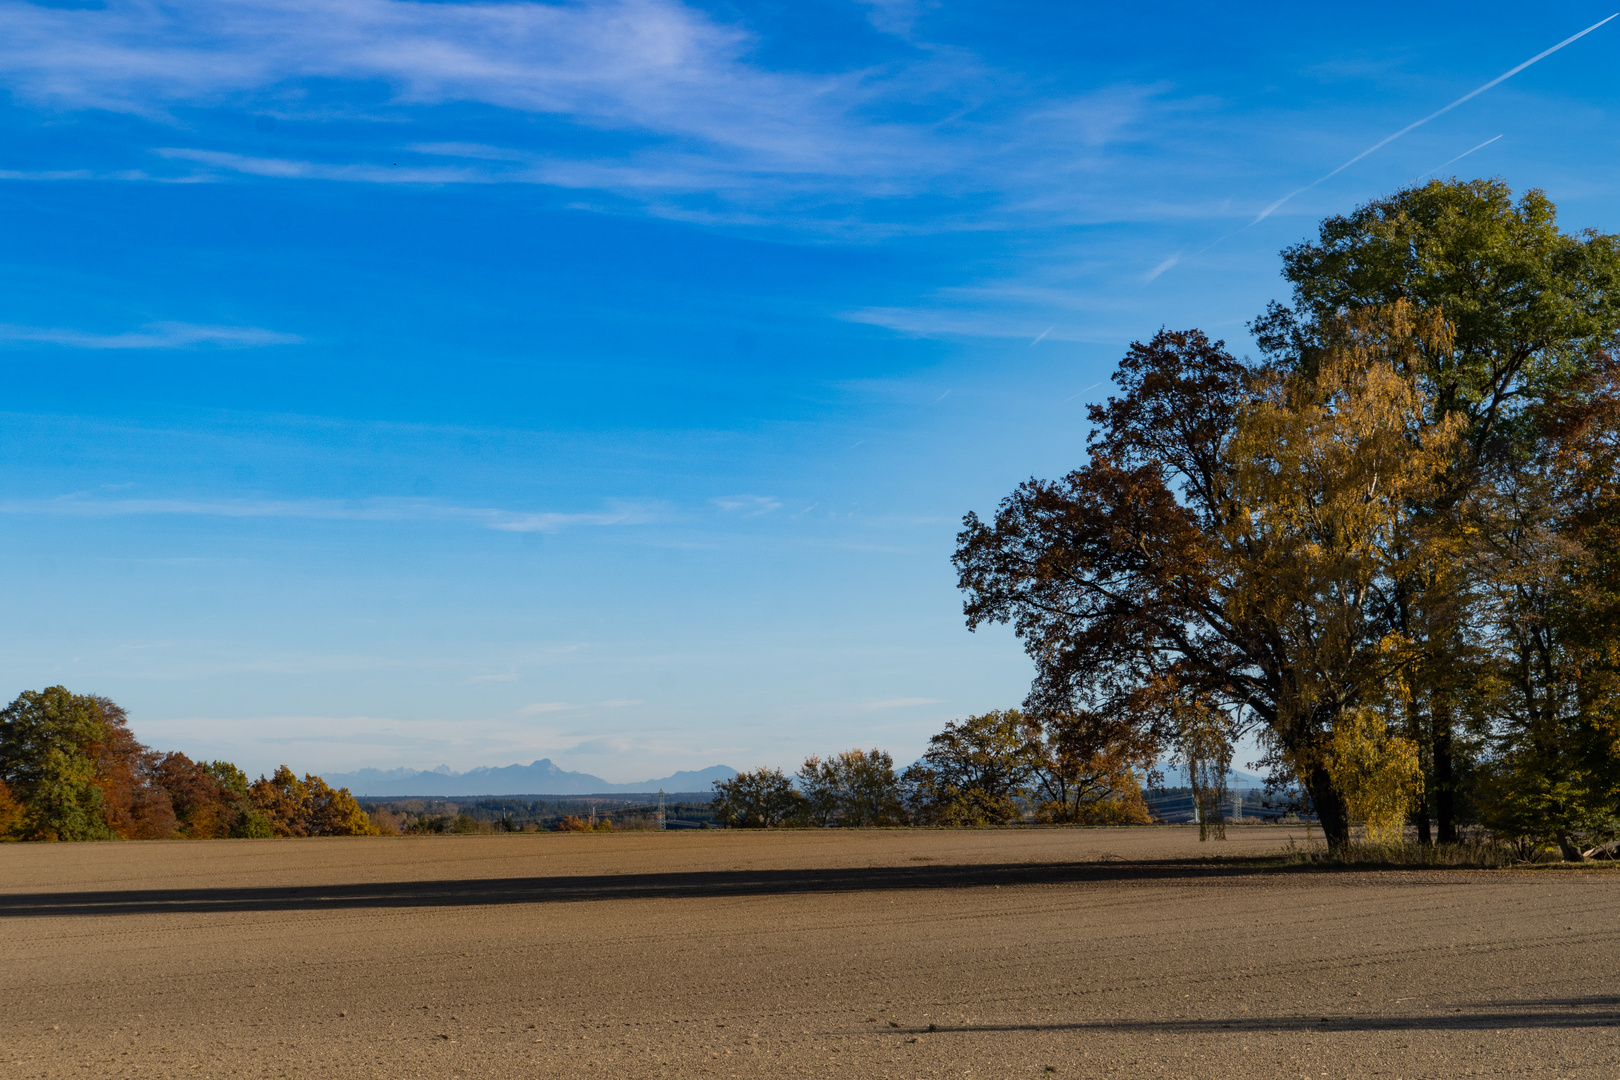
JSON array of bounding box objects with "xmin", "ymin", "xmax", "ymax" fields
[
  {"xmin": 709, "ymin": 708, "xmax": 1152, "ymax": 827},
  {"xmin": 0, "ymin": 686, "xmax": 378, "ymax": 841},
  {"xmin": 955, "ymin": 179, "xmax": 1620, "ymax": 858}
]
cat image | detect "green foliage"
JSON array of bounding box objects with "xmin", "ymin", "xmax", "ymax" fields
[
  {"xmin": 204, "ymin": 760, "xmax": 251, "ymax": 796},
  {"xmin": 0, "ymin": 687, "xmax": 114, "ymax": 841},
  {"xmin": 1258, "ymin": 178, "xmax": 1620, "ymax": 434},
  {"xmin": 28, "ymin": 747, "xmax": 112, "ymax": 842},
  {"xmin": 1281, "ymin": 838, "xmax": 1519, "ymax": 869},
  {"xmin": 1476, "ymin": 757, "xmax": 1619, "ymax": 862},
  {"xmin": 796, "ymin": 749, "xmax": 904, "ymax": 826},
  {"xmin": 795, "ymin": 756, "xmax": 840, "ymax": 826},
  {"xmin": 0, "ymin": 687, "xmax": 376, "ymax": 843},
  {"xmin": 710, "ymin": 767, "xmax": 803, "ymax": 828},
  {"xmin": 1255, "ymin": 179, "xmax": 1620, "ymax": 847},
  {"xmin": 902, "ymin": 710, "xmax": 1040, "ymax": 826},
  {"xmin": 450, "ymin": 813, "xmax": 491, "ymax": 834},
  {"xmin": 232, "ymin": 808, "xmax": 274, "ymax": 839}
]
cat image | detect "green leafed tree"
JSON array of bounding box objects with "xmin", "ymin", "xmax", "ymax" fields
[
  {"xmin": 796, "ymin": 749, "xmax": 904, "ymax": 826},
  {"xmin": 1254, "ymin": 178, "xmax": 1620, "ymax": 842},
  {"xmin": 902, "ymin": 710, "xmax": 1041, "ymax": 826},
  {"xmin": 0, "ymin": 686, "xmax": 114, "ymax": 841},
  {"xmin": 710, "ymin": 767, "xmax": 804, "ymax": 828}
]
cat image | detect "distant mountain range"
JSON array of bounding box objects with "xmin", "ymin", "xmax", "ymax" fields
[{"xmin": 323, "ymin": 759, "xmax": 737, "ymax": 798}]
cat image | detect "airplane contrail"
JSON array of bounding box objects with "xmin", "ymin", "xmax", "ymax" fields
[
  {"xmin": 1030, "ymin": 326, "xmax": 1053, "ymax": 346},
  {"xmin": 1253, "ymin": 13, "xmax": 1616, "ymax": 223},
  {"xmin": 1061, "ymin": 380, "xmax": 1104, "ymax": 403},
  {"xmin": 1415, "ymin": 134, "xmax": 1503, "ymax": 181}
]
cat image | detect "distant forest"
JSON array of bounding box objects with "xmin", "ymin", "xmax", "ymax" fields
[{"xmin": 710, "ymin": 709, "xmax": 1157, "ymax": 829}]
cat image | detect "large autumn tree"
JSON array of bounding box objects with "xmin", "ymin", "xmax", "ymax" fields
[
  {"xmin": 954, "ymin": 313, "xmax": 1453, "ymax": 845},
  {"xmin": 1254, "ymin": 179, "xmax": 1620, "ymax": 841},
  {"xmin": 955, "ymin": 180, "xmax": 1620, "ymax": 851}
]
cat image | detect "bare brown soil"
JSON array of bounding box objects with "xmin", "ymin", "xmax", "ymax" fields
[{"xmin": 2, "ymin": 825, "xmax": 1616, "ymax": 1079}]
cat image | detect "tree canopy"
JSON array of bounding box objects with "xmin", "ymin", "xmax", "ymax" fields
[{"xmin": 956, "ymin": 180, "xmax": 1620, "ymax": 856}]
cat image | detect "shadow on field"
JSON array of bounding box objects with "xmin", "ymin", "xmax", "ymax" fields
[
  {"xmin": 0, "ymin": 858, "xmax": 1305, "ymax": 918},
  {"xmin": 897, "ymin": 995, "xmax": 1620, "ymax": 1034}
]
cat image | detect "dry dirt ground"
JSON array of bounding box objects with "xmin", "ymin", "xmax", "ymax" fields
[{"xmin": 2, "ymin": 826, "xmax": 1617, "ymax": 1079}]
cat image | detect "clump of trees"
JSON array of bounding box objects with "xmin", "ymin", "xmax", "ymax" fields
[
  {"xmin": 954, "ymin": 179, "xmax": 1620, "ymax": 859},
  {"xmin": 0, "ymin": 686, "xmax": 378, "ymax": 841},
  {"xmin": 709, "ymin": 711, "xmax": 1150, "ymax": 828},
  {"xmin": 710, "ymin": 765, "xmax": 805, "ymax": 828}
]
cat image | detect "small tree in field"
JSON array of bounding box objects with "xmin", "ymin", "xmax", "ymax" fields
[
  {"xmin": 798, "ymin": 749, "xmax": 904, "ymax": 826},
  {"xmin": 795, "ymin": 756, "xmax": 841, "ymax": 826},
  {"xmin": 835, "ymin": 749, "xmax": 905, "ymax": 826},
  {"xmin": 1170, "ymin": 691, "xmax": 1232, "ymax": 841},
  {"xmin": 711, "ymin": 767, "xmax": 803, "ymax": 827},
  {"xmin": 902, "ymin": 710, "xmax": 1041, "ymax": 826},
  {"xmin": 1028, "ymin": 710, "xmax": 1155, "ymax": 825}
]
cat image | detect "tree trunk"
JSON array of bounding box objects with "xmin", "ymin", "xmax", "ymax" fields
[
  {"xmin": 1306, "ymin": 763, "xmax": 1350, "ymax": 849},
  {"xmin": 1433, "ymin": 707, "xmax": 1457, "ymax": 843},
  {"xmin": 1410, "ymin": 698, "xmax": 1433, "ymax": 845}
]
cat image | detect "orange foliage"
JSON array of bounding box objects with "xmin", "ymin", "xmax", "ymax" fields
[
  {"xmin": 151, "ymin": 752, "xmax": 242, "ymax": 838},
  {"xmin": 249, "ymin": 766, "xmax": 377, "ymax": 837},
  {"xmin": 1, "ymin": 686, "xmax": 372, "ymax": 843},
  {"xmin": 85, "ymin": 697, "xmax": 177, "ymax": 840},
  {"xmin": 0, "ymin": 778, "xmax": 24, "ymax": 840}
]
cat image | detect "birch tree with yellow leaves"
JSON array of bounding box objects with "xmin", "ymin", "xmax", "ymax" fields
[{"xmin": 1229, "ymin": 302, "xmax": 1461, "ymax": 843}]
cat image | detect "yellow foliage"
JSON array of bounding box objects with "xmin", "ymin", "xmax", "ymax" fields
[
  {"xmin": 1050, "ymin": 783, "xmax": 1152, "ymax": 826},
  {"xmin": 1326, "ymin": 708, "xmax": 1423, "ymax": 843}
]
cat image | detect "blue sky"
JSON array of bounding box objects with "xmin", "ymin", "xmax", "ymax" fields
[{"xmin": 1, "ymin": 0, "xmax": 1616, "ymax": 781}]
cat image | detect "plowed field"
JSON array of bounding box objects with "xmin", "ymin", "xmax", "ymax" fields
[{"xmin": 3, "ymin": 826, "xmax": 1616, "ymax": 1078}]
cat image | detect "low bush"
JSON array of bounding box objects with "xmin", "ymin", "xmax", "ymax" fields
[{"xmin": 1280, "ymin": 837, "xmax": 1521, "ymax": 868}]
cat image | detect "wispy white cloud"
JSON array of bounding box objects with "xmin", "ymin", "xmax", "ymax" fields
[
  {"xmin": 518, "ymin": 701, "xmax": 574, "ymax": 715},
  {"xmin": 843, "ymin": 305, "xmax": 1102, "ymax": 343},
  {"xmin": 155, "ymin": 147, "xmax": 486, "ymax": 184},
  {"xmin": 1413, "ymin": 133, "xmax": 1502, "ymax": 182},
  {"xmin": 0, "ymin": 0, "xmax": 1178, "ymax": 224},
  {"xmin": 0, "ymin": 494, "xmax": 663, "ymax": 533},
  {"xmin": 0, "ymin": 320, "xmax": 302, "ymax": 349},
  {"xmin": 711, "ymin": 494, "xmax": 781, "ymax": 516},
  {"xmin": 1142, "ymin": 255, "xmax": 1180, "ymax": 283},
  {"xmin": 0, "ymin": 0, "xmax": 926, "ymax": 166},
  {"xmin": 857, "ymin": 0, "xmax": 932, "ymax": 39}
]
